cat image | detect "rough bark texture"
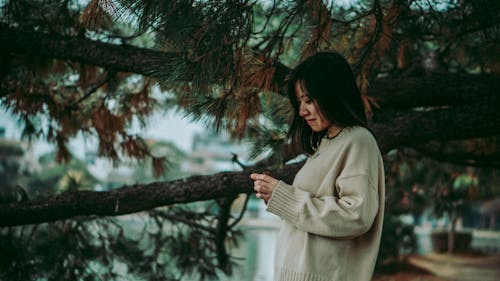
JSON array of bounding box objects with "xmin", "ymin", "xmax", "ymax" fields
[
  {"xmin": 1, "ymin": 26, "xmax": 500, "ymax": 227},
  {"xmin": 367, "ymin": 74, "xmax": 500, "ymax": 108},
  {"xmin": 372, "ymin": 100, "xmax": 500, "ymax": 153},
  {"xmin": 1, "ymin": 25, "xmax": 499, "ymax": 105},
  {"xmin": 0, "ymin": 25, "xmax": 184, "ymax": 80},
  {"xmin": 0, "ymin": 164, "xmax": 301, "ymax": 227}
]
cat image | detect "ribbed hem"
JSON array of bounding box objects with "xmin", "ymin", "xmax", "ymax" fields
[
  {"xmin": 276, "ymin": 267, "xmax": 330, "ymax": 281},
  {"xmin": 266, "ymin": 181, "xmax": 303, "ymax": 224}
]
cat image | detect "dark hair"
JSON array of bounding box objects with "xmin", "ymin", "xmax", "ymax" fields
[{"xmin": 286, "ymin": 52, "xmax": 368, "ymax": 155}]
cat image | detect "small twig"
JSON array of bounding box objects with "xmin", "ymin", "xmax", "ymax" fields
[
  {"xmin": 70, "ymin": 71, "xmax": 114, "ymax": 108},
  {"xmin": 231, "ymin": 152, "xmax": 247, "ymax": 170},
  {"xmin": 26, "ymin": 224, "xmax": 40, "ymax": 249},
  {"xmin": 151, "ymin": 210, "xmax": 215, "ymax": 234},
  {"xmin": 16, "ymin": 185, "xmax": 29, "ymax": 202},
  {"xmin": 332, "ymin": 6, "xmax": 376, "ymax": 25},
  {"xmin": 353, "ymin": 0, "xmax": 384, "ymax": 73},
  {"xmin": 228, "ymin": 193, "xmax": 251, "ymax": 229},
  {"xmin": 114, "ymin": 197, "xmax": 120, "ymax": 213}
]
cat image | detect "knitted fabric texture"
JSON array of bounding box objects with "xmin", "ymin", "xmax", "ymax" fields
[{"xmin": 266, "ymin": 126, "xmax": 385, "ymax": 281}]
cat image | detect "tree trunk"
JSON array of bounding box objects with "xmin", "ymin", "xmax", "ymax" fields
[{"xmin": 448, "ymin": 211, "xmax": 457, "ymax": 253}]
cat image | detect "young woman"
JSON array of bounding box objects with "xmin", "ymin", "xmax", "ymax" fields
[{"xmin": 251, "ymin": 52, "xmax": 385, "ymax": 281}]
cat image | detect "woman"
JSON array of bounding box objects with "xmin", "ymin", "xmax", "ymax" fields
[{"xmin": 250, "ymin": 52, "xmax": 385, "ymax": 281}]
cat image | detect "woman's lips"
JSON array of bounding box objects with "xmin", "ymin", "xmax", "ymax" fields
[{"xmin": 306, "ymin": 119, "xmax": 315, "ymax": 125}]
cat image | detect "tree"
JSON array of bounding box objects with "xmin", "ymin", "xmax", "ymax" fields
[
  {"xmin": 433, "ymin": 170, "xmax": 479, "ymax": 253},
  {"xmin": 1, "ymin": 0, "xmax": 499, "ymax": 225},
  {"xmin": 1, "ymin": 0, "xmax": 500, "ymax": 278}
]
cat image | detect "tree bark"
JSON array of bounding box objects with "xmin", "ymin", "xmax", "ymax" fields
[
  {"xmin": 0, "ymin": 24, "xmax": 184, "ymax": 80},
  {"xmin": 372, "ymin": 100, "xmax": 500, "ymax": 153},
  {"xmin": 0, "ymin": 164, "xmax": 301, "ymax": 227},
  {"xmin": 367, "ymin": 74, "xmax": 500, "ymax": 108},
  {"xmin": 1, "ymin": 25, "xmax": 499, "ymax": 106}
]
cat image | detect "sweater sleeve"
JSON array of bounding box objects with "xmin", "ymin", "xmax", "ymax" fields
[
  {"xmin": 265, "ymin": 129, "xmax": 381, "ymax": 238},
  {"xmin": 266, "ymin": 175, "xmax": 378, "ymax": 238}
]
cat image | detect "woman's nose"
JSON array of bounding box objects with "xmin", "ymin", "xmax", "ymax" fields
[{"xmin": 299, "ymin": 102, "xmax": 308, "ymax": 117}]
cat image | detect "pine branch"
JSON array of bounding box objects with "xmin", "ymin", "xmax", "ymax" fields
[
  {"xmin": 2, "ymin": 25, "xmax": 498, "ymax": 109},
  {"xmin": 150, "ymin": 209, "xmax": 215, "ymax": 234},
  {"xmin": 0, "ymin": 24, "xmax": 185, "ymax": 81},
  {"xmin": 0, "ymin": 163, "xmax": 302, "ymax": 227}
]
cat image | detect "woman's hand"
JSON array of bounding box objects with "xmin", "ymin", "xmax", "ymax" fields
[{"xmin": 250, "ymin": 173, "xmax": 279, "ymax": 204}]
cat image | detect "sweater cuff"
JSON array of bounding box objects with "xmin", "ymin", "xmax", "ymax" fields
[{"xmin": 266, "ymin": 181, "xmax": 302, "ymax": 224}]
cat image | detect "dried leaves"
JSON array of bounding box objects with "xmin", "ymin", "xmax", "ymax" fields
[
  {"xmin": 3, "ymin": 0, "xmax": 498, "ymax": 175},
  {"xmin": 1, "ymin": 56, "xmax": 164, "ymax": 175},
  {"xmin": 79, "ymin": 0, "xmax": 115, "ymax": 31},
  {"xmin": 300, "ymin": 0, "xmax": 334, "ymax": 59}
]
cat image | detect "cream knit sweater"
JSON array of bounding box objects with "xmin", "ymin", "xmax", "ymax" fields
[{"xmin": 266, "ymin": 126, "xmax": 385, "ymax": 281}]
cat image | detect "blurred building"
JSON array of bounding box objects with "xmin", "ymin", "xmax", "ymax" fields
[
  {"xmin": 181, "ymin": 130, "xmax": 251, "ymax": 175},
  {"xmin": 84, "ymin": 138, "xmax": 189, "ymax": 190},
  {"xmin": 0, "ymin": 126, "xmax": 39, "ymax": 172},
  {"xmin": 0, "ymin": 126, "xmax": 39, "ymax": 203}
]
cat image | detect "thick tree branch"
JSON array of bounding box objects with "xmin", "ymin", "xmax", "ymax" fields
[
  {"xmin": 2, "ymin": 25, "xmax": 499, "ymax": 108},
  {"xmin": 367, "ymin": 74, "xmax": 500, "ymax": 108},
  {"xmin": 0, "ymin": 24, "xmax": 184, "ymax": 80},
  {"xmin": 0, "ymin": 164, "xmax": 301, "ymax": 227},
  {"xmin": 373, "ymin": 100, "xmax": 500, "ymax": 153}
]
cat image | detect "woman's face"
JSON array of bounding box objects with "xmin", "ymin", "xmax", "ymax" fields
[{"xmin": 295, "ymin": 81, "xmax": 331, "ymax": 132}]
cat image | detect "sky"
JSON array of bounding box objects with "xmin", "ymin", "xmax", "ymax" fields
[
  {"xmin": 141, "ymin": 110, "xmax": 204, "ymax": 152},
  {"xmin": 0, "ymin": 108, "xmax": 204, "ymax": 158}
]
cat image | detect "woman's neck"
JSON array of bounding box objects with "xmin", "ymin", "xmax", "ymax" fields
[{"xmin": 326, "ymin": 125, "xmax": 344, "ymax": 139}]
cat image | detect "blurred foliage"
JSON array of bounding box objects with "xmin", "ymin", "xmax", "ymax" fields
[
  {"xmin": 0, "ymin": 205, "xmax": 243, "ymax": 281},
  {"xmin": 131, "ymin": 139, "xmax": 188, "ymax": 182},
  {"xmin": 379, "ymin": 147, "xmax": 500, "ymax": 259},
  {"xmin": 384, "ymin": 148, "xmax": 499, "ymax": 216},
  {"xmin": 0, "ymin": 139, "xmax": 243, "ymax": 280},
  {"xmin": 377, "ymin": 215, "xmax": 416, "ymax": 266},
  {"xmin": 0, "ymin": 140, "xmax": 29, "ymax": 204}
]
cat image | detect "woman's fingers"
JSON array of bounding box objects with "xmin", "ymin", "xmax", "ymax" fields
[
  {"xmin": 251, "ymin": 173, "xmax": 275, "ymax": 183},
  {"xmin": 256, "ymin": 192, "xmax": 270, "ymax": 203},
  {"xmin": 253, "ymin": 180, "xmax": 269, "ymax": 193},
  {"xmin": 250, "ymin": 173, "xmax": 278, "ymax": 204},
  {"xmin": 253, "ymin": 179, "xmax": 277, "ymax": 192},
  {"xmin": 253, "ymin": 182, "xmax": 260, "ymax": 193}
]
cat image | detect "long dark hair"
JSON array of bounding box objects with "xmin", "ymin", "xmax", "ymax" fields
[{"xmin": 286, "ymin": 52, "xmax": 368, "ymax": 155}]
